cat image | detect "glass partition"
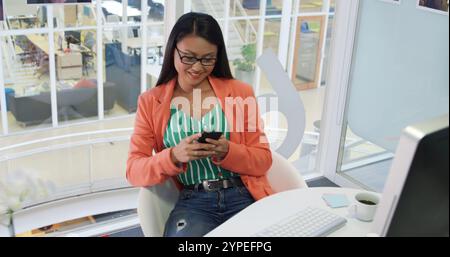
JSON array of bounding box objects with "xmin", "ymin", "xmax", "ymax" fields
[
  {"xmin": 263, "ymin": 18, "xmax": 281, "ymax": 56},
  {"xmin": 228, "ymin": 18, "xmax": 259, "ymax": 86},
  {"xmin": 297, "ymin": 0, "xmax": 335, "ymax": 13},
  {"xmin": 55, "ymin": 29, "xmax": 99, "ymax": 126},
  {"xmin": 103, "ymin": 0, "xmax": 141, "ymax": 25},
  {"xmin": 336, "ymin": 0, "xmax": 448, "ymax": 191},
  {"xmin": 104, "ymin": 26, "xmax": 141, "ymax": 116},
  {"xmin": 320, "ymin": 15, "xmax": 334, "ymax": 86},
  {"xmin": 330, "ymin": 0, "xmax": 335, "ymax": 12},
  {"xmin": 0, "ymin": 0, "xmax": 339, "ymax": 194},
  {"xmin": 191, "ymin": 0, "xmax": 226, "ymax": 19},
  {"xmin": 145, "ymin": 23, "xmax": 164, "ymax": 89},
  {"xmin": 91, "ymin": 140, "xmax": 129, "ymax": 189},
  {"xmin": 1, "ymin": 34, "xmax": 52, "ymax": 133},
  {"xmin": 298, "ymin": 0, "xmax": 323, "ymax": 13},
  {"xmin": 2, "ymin": 0, "xmax": 48, "ymax": 31},
  {"xmin": 229, "ymin": 0, "xmax": 283, "ymax": 17},
  {"xmin": 230, "ymin": 0, "xmax": 260, "ymax": 17},
  {"xmin": 7, "ymin": 146, "xmax": 91, "ymax": 201},
  {"xmin": 0, "ymin": 100, "xmax": 3, "ymax": 135},
  {"xmin": 147, "ymin": 0, "xmax": 164, "ymax": 22},
  {"xmin": 291, "ymin": 15, "xmax": 325, "ymax": 91},
  {"xmin": 0, "ymin": 0, "xmax": 4, "ymax": 22},
  {"xmin": 53, "ymin": 2, "xmax": 97, "ymax": 29}
]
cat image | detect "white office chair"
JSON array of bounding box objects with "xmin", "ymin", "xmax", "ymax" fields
[
  {"xmin": 267, "ymin": 151, "xmax": 308, "ymax": 193},
  {"xmin": 137, "ymin": 179, "xmax": 179, "ymax": 237},
  {"xmin": 137, "ymin": 151, "xmax": 308, "ymax": 237}
]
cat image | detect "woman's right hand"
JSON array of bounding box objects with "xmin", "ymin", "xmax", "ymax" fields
[{"xmin": 170, "ymin": 133, "xmax": 217, "ymax": 165}]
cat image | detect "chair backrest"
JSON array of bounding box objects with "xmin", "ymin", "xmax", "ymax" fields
[
  {"xmin": 266, "ymin": 151, "xmax": 308, "ymax": 193},
  {"xmin": 137, "ymin": 179, "xmax": 179, "ymax": 237},
  {"xmin": 137, "ymin": 152, "xmax": 307, "ymax": 237}
]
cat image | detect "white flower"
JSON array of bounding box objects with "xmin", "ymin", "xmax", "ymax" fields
[{"xmin": 0, "ymin": 169, "xmax": 54, "ymax": 218}]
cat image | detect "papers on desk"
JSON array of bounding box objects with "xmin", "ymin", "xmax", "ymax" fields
[{"xmin": 322, "ymin": 194, "xmax": 349, "ymax": 208}]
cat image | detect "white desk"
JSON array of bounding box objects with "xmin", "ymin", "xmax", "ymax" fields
[
  {"xmin": 26, "ymin": 34, "xmax": 50, "ymax": 55},
  {"xmin": 206, "ymin": 187, "xmax": 379, "ymax": 237}
]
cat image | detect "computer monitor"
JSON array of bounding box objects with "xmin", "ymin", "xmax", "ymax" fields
[{"xmin": 372, "ymin": 115, "xmax": 449, "ymax": 237}]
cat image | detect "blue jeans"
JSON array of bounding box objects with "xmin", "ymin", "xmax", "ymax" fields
[{"xmin": 163, "ymin": 186, "xmax": 255, "ymax": 237}]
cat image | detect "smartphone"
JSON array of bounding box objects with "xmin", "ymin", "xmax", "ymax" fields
[{"xmin": 197, "ymin": 131, "xmax": 223, "ymax": 144}]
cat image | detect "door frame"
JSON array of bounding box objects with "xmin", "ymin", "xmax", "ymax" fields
[{"xmin": 316, "ymin": 0, "xmax": 365, "ymax": 189}]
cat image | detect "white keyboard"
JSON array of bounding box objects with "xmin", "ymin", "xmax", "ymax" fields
[{"xmin": 254, "ymin": 206, "xmax": 347, "ymax": 237}]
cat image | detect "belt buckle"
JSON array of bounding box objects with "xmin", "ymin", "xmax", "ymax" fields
[{"xmin": 202, "ymin": 179, "xmax": 220, "ymax": 192}]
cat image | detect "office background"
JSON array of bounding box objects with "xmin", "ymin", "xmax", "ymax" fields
[{"xmin": 0, "ymin": 0, "xmax": 448, "ymax": 236}]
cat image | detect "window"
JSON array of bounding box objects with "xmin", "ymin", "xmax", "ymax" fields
[
  {"xmin": 53, "ymin": 3, "xmax": 97, "ymax": 28},
  {"xmin": 182, "ymin": 0, "xmax": 337, "ymax": 176},
  {"xmin": 103, "ymin": 26, "xmax": 142, "ymax": 116},
  {"xmin": 2, "ymin": 0, "xmax": 48, "ymax": 30},
  {"xmin": 1, "ymin": 33, "xmax": 53, "ymax": 133},
  {"xmin": 0, "ymin": 0, "xmax": 167, "ymax": 135},
  {"xmin": 335, "ymin": 0, "xmax": 448, "ymax": 191},
  {"xmin": 0, "ymin": 1, "xmax": 337, "ymax": 219}
]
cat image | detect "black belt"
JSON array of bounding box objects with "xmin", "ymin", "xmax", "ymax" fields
[{"xmin": 184, "ymin": 177, "xmax": 244, "ymax": 192}]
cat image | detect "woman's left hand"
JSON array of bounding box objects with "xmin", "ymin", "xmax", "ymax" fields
[{"xmin": 205, "ymin": 135, "xmax": 229, "ymax": 161}]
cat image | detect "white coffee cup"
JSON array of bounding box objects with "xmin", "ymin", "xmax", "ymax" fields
[{"xmin": 353, "ymin": 192, "xmax": 379, "ymax": 222}]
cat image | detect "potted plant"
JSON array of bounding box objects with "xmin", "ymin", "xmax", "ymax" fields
[{"xmin": 233, "ymin": 43, "xmax": 256, "ymax": 86}]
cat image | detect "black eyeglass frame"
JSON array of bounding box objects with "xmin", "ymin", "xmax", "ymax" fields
[{"xmin": 175, "ymin": 47, "xmax": 217, "ymax": 66}]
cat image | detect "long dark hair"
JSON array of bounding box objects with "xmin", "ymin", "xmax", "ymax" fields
[{"xmin": 156, "ymin": 12, "xmax": 234, "ymax": 86}]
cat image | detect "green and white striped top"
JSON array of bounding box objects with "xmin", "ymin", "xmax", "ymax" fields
[{"xmin": 163, "ymin": 104, "xmax": 239, "ymax": 186}]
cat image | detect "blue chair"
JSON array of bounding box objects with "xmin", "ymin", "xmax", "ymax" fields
[
  {"xmin": 301, "ymin": 22, "xmax": 311, "ymax": 33},
  {"xmin": 5, "ymin": 88, "xmax": 15, "ymax": 111}
]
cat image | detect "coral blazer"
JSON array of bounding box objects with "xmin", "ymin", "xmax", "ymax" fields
[{"xmin": 126, "ymin": 76, "xmax": 274, "ymax": 200}]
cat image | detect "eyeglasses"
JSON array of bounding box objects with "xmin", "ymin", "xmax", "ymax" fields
[{"xmin": 175, "ymin": 47, "xmax": 217, "ymax": 66}]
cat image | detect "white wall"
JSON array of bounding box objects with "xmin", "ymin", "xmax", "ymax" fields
[{"xmin": 346, "ymin": 0, "xmax": 449, "ymax": 152}]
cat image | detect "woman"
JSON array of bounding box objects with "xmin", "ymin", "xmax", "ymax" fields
[{"xmin": 126, "ymin": 12, "xmax": 274, "ymax": 237}]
